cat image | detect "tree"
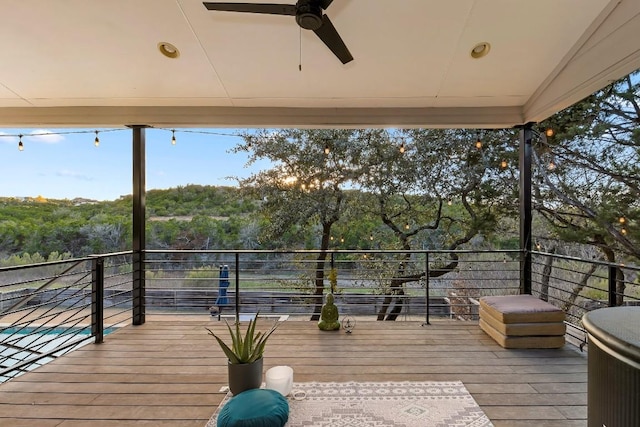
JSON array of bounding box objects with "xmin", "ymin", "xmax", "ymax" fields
[
  {"xmin": 535, "ymin": 70, "xmax": 640, "ymax": 304},
  {"xmin": 233, "ymin": 129, "xmax": 365, "ymax": 319},
  {"xmin": 354, "ymin": 128, "xmax": 519, "ymax": 319}
]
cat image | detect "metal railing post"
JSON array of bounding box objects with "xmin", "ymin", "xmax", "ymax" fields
[
  {"xmin": 519, "ymin": 123, "xmax": 534, "ymax": 295},
  {"xmin": 423, "ymin": 251, "xmax": 431, "ymax": 326},
  {"xmin": 131, "ymin": 126, "xmax": 146, "ymax": 325},
  {"xmin": 92, "ymin": 257, "xmax": 104, "ymax": 344},
  {"xmin": 235, "ymin": 252, "xmax": 240, "ymax": 323},
  {"xmin": 608, "ymin": 265, "xmax": 617, "ymax": 307}
]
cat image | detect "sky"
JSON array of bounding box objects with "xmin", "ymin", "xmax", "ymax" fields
[{"xmin": 0, "ymin": 128, "xmax": 271, "ymax": 201}]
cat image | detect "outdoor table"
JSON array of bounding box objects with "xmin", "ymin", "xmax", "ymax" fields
[{"xmin": 582, "ymin": 306, "xmax": 640, "ymax": 427}]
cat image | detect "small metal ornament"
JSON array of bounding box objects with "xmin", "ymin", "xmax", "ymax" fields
[{"xmin": 342, "ymin": 316, "xmax": 356, "ymax": 334}]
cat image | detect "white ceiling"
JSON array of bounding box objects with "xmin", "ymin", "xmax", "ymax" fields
[{"xmin": 0, "ymin": 0, "xmax": 639, "ymax": 128}]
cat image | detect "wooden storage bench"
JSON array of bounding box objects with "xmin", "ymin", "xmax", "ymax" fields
[{"xmin": 479, "ymin": 295, "xmax": 566, "ymax": 349}]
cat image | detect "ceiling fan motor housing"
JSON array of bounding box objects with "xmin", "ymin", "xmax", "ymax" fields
[{"xmin": 295, "ymin": 0, "xmax": 323, "ymax": 30}]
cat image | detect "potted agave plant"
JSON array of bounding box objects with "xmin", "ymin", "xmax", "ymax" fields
[{"xmin": 206, "ymin": 314, "xmax": 279, "ymax": 395}]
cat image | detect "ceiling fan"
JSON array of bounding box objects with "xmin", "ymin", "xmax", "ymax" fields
[{"xmin": 203, "ymin": 0, "xmax": 353, "ymax": 64}]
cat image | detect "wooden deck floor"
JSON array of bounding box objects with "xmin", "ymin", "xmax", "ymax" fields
[{"xmin": 0, "ymin": 316, "xmax": 587, "ymax": 427}]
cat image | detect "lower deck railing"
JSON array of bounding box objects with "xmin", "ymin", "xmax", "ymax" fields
[{"xmin": 0, "ymin": 252, "xmax": 132, "ymax": 382}]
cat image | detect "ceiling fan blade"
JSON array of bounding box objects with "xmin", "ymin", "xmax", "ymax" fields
[
  {"xmin": 320, "ymin": 0, "xmax": 334, "ymax": 9},
  {"xmin": 203, "ymin": 2, "xmax": 296, "ymax": 16},
  {"xmin": 313, "ymin": 15, "xmax": 353, "ymax": 64}
]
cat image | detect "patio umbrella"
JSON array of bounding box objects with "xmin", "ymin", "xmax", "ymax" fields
[{"xmin": 212, "ymin": 265, "xmax": 230, "ymax": 319}]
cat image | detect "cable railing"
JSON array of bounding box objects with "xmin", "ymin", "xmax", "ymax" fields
[
  {"xmin": 0, "ymin": 252, "xmax": 133, "ymax": 382},
  {"xmin": 143, "ymin": 249, "xmax": 523, "ymax": 322},
  {"xmin": 1, "ymin": 248, "xmax": 638, "ymax": 381},
  {"xmin": 531, "ymin": 250, "xmax": 640, "ymax": 345}
]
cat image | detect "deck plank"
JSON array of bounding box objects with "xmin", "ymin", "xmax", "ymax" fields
[{"xmin": 0, "ymin": 317, "xmax": 587, "ymax": 425}]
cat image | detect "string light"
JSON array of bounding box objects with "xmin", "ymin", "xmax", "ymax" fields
[
  {"xmin": 1, "ymin": 128, "xmax": 249, "ymax": 153},
  {"xmin": 404, "ymin": 222, "xmax": 410, "ymax": 230},
  {"xmin": 171, "ymin": 129, "xmax": 176, "ymax": 145},
  {"xmin": 500, "ymin": 160, "xmax": 508, "ymax": 169},
  {"xmin": 399, "ymin": 141, "xmax": 405, "ymax": 154},
  {"xmin": 475, "ymin": 131, "xmax": 482, "ymax": 149},
  {"xmin": 324, "ymin": 144, "xmax": 330, "ymax": 155},
  {"xmin": 619, "ymin": 216, "xmax": 626, "ymax": 224},
  {"xmin": 369, "ymin": 234, "xmax": 374, "ymax": 241},
  {"xmin": 340, "ymin": 236, "xmax": 345, "ymax": 243},
  {"xmin": 447, "ymin": 199, "xmax": 452, "ymax": 206},
  {"xmin": 548, "ymin": 160, "xmax": 556, "ymax": 171},
  {"xmin": 545, "ymin": 127, "xmax": 554, "ymax": 137},
  {"xmin": 621, "ymin": 228, "xmax": 628, "ymax": 236}
]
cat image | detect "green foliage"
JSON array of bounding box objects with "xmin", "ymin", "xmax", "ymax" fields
[
  {"xmin": 205, "ymin": 314, "xmax": 278, "ymax": 364},
  {"xmin": 185, "ymin": 266, "xmax": 218, "ymax": 287},
  {"xmin": 0, "ymin": 185, "xmax": 260, "ymax": 259},
  {"xmin": 328, "ymin": 268, "xmax": 338, "ymax": 294},
  {"xmin": 535, "ymin": 70, "xmax": 640, "ymax": 262},
  {"xmin": 582, "ymin": 285, "xmax": 607, "ymax": 301},
  {"xmin": 145, "ymin": 269, "xmax": 166, "ymax": 279},
  {"xmin": 146, "ymin": 185, "xmax": 257, "ymax": 218},
  {"xmin": 0, "ymin": 251, "xmax": 73, "ymax": 267},
  {"xmin": 234, "ymin": 129, "xmax": 363, "ymax": 248}
]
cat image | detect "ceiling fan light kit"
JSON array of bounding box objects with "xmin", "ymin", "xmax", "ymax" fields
[{"xmin": 203, "ymin": 0, "xmax": 353, "ymax": 64}]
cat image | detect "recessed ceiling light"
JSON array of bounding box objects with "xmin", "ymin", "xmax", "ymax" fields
[
  {"xmin": 470, "ymin": 42, "xmax": 491, "ymax": 59},
  {"xmin": 158, "ymin": 42, "xmax": 180, "ymax": 59}
]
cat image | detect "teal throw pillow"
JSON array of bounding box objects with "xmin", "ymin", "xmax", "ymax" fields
[{"xmin": 217, "ymin": 388, "xmax": 289, "ymax": 427}]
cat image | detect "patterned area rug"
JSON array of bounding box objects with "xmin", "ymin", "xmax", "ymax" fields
[{"xmin": 207, "ymin": 381, "xmax": 494, "ymax": 427}]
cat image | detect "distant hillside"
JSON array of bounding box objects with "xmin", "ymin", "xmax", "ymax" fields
[
  {"xmin": 145, "ymin": 185, "xmax": 258, "ymax": 217},
  {"xmin": 0, "ymin": 185, "xmax": 260, "ymax": 258}
]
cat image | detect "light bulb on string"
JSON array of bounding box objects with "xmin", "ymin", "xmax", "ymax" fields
[
  {"xmin": 619, "ymin": 216, "xmax": 626, "ymax": 224},
  {"xmin": 94, "ymin": 131, "xmax": 100, "ymax": 147},
  {"xmin": 399, "ymin": 141, "xmax": 405, "ymax": 154},
  {"xmin": 404, "ymin": 222, "xmax": 410, "ymax": 230},
  {"xmin": 340, "ymin": 236, "xmax": 345, "ymax": 243},
  {"xmin": 475, "ymin": 131, "xmax": 482, "ymax": 149},
  {"xmin": 171, "ymin": 129, "xmax": 176, "ymax": 145},
  {"xmin": 18, "ymin": 134, "xmax": 24, "ymax": 151},
  {"xmin": 324, "ymin": 144, "xmax": 330, "ymax": 155},
  {"xmin": 621, "ymin": 228, "xmax": 628, "ymax": 236},
  {"xmin": 545, "ymin": 127, "xmax": 554, "ymax": 137},
  {"xmin": 447, "ymin": 199, "xmax": 452, "ymax": 206},
  {"xmin": 547, "ymin": 160, "xmax": 556, "ymax": 171},
  {"xmin": 500, "ymin": 160, "xmax": 508, "ymax": 169}
]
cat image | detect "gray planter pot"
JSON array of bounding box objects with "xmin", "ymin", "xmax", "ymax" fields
[{"xmin": 228, "ymin": 357, "xmax": 263, "ymax": 395}]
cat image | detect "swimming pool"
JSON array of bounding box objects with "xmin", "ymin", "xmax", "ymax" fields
[{"xmin": 0, "ymin": 326, "xmax": 115, "ymax": 382}]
